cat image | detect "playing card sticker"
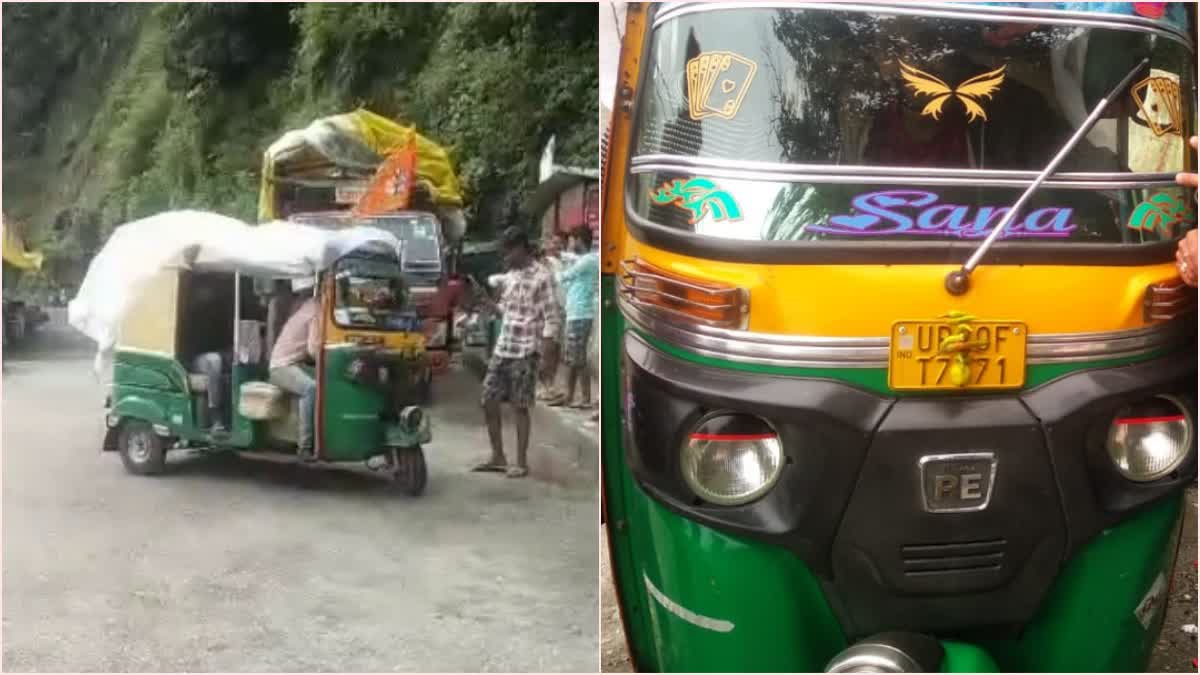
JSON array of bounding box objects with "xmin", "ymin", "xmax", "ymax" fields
[
  {"xmin": 685, "ymin": 51, "xmax": 757, "ymax": 121},
  {"xmin": 1131, "ymin": 72, "xmax": 1184, "ymax": 137}
]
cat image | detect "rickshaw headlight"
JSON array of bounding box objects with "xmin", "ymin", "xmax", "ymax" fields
[
  {"xmin": 1105, "ymin": 395, "xmax": 1192, "ymax": 482},
  {"xmin": 680, "ymin": 414, "xmax": 783, "ymax": 506}
]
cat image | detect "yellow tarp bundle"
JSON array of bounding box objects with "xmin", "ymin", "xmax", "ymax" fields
[
  {"xmin": 258, "ymin": 109, "xmax": 463, "ymax": 222},
  {"xmin": 2, "ymin": 219, "xmax": 43, "ymax": 271}
]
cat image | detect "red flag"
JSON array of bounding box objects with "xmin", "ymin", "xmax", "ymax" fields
[{"xmin": 353, "ymin": 135, "xmax": 418, "ymax": 216}]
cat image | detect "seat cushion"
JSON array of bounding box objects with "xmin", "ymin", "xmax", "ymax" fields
[
  {"xmin": 238, "ymin": 381, "xmax": 287, "ymax": 420},
  {"xmin": 188, "ymin": 374, "xmax": 209, "ymax": 393}
]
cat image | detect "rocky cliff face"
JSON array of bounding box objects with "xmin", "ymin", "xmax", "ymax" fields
[{"xmin": 2, "ymin": 2, "xmax": 598, "ymax": 287}]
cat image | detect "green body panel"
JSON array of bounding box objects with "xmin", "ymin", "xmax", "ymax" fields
[
  {"xmin": 601, "ymin": 276, "xmax": 1187, "ymax": 672},
  {"xmin": 319, "ymin": 347, "xmax": 385, "ymax": 461},
  {"xmin": 113, "ymin": 362, "xmax": 178, "ymax": 391},
  {"xmin": 111, "ymin": 349, "xmax": 425, "ymax": 461},
  {"xmin": 633, "ymin": 485, "xmax": 846, "ymax": 671},
  {"xmin": 111, "ymin": 350, "xmax": 201, "ymax": 440},
  {"xmin": 112, "ymin": 350, "xmax": 190, "ymax": 391},
  {"xmin": 318, "ymin": 346, "xmax": 430, "ymax": 462},
  {"xmin": 110, "ymin": 395, "xmax": 169, "ymax": 427},
  {"xmin": 977, "ymin": 495, "xmax": 1184, "ymax": 672},
  {"xmin": 941, "ymin": 641, "xmax": 999, "ymax": 672}
]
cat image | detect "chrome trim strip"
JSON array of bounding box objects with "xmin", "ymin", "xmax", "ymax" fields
[
  {"xmin": 631, "ymin": 155, "xmax": 1183, "ymax": 189},
  {"xmin": 653, "ymin": 2, "xmax": 1193, "ymax": 48},
  {"xmin": 631, "ymin": 160, "xmax": 1181, "ymax": 190},
  {"xmin": 618, "ymin": 293, "xmax": 1193, "ymax": 369}
]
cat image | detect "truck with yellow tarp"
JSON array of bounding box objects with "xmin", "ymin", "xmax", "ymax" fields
[
  {"xmin": 258, "ymin": 109, "xmax": 467, "ymax": 397},
  {"xmin": 2, "ymin": 217, "xmax": 48, "ymax": 348}
]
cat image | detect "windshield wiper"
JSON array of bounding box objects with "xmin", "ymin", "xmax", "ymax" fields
[{"xmin": 945, "ymin": 57, "xmax": 1150, "ymax": 296}]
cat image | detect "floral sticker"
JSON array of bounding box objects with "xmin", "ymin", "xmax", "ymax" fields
[
  {"xmin": 651, "ymin": 178, "xmax": 743, "ymax": 224},
  {"xmin": 1128, "ymin": 193, "xmax": 1195, "ymax": 237}
]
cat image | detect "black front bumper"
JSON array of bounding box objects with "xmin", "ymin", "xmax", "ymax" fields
[{"xmin": 622, "ymin": 332, "xmax": 1196, "ymax": 637}]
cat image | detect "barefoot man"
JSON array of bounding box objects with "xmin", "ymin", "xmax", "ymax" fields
[{"xmin": 474, "ymin": 227, "xmax": 563, "ymax": 478}]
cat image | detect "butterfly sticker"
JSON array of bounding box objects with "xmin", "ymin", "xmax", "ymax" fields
[{"xmin": 899, "ymin": 61, "xmax": 1007, "ymax": 123}]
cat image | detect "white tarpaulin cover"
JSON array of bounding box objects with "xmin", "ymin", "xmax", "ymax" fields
[{"xmin": 69, "ymin": 209, "xmax": 400, "ymax": 359}]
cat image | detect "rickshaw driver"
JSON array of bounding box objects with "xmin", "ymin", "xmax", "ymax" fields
[{"xmin": 268, "ymin": 276, "xmax": 321, "ymax": 460}]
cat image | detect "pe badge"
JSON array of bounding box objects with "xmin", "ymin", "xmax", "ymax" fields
[{"xmin": 686, "ymin": 51, "xmax": 756, "ymax": 121}]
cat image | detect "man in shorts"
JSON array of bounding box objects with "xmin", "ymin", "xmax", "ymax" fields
[
  {"xmin": 535, "ymin": 234, "xmax": 568, "ymax": 406},
  {"xmin": 474, "ymin": 227, "xmax": 563, "ymax": 478},
  {"xmin": 558, "ymin": 226, "xmax": 599, "ymax": 408}
]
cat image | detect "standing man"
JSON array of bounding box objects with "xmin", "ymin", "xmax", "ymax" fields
[
  {"xmin": 474, "ymin": 227, "xmax": 563, "ymax": 478},
  {"xmin": 558, "ymin": 226, "xmax": 599, "ymax": 408},
  {"xmin": 268, "ymin": 276, "xmax": 321, "ymax": 460},
  {"xmin": 536, "ymin": 234, "xmax": 568, "ymax": 406}
]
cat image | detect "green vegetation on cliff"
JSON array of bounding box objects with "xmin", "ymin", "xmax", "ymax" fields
[{"xmin": 2, "ymin": 2, "xmax": 598, "ymax": 286}]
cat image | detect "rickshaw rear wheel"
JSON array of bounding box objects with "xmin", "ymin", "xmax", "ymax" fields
[
  {"xmin": 391, "ymin": 447, "xmax": 427, "ymax": 496},
  {"xmin": 118, "ymin": 421, "xmax": 167, "ymax": 476}
]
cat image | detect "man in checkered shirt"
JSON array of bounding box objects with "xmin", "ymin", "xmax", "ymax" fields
[{"xmin": 474, "ymin": 227, "xmax": 564, "ymax": 478}]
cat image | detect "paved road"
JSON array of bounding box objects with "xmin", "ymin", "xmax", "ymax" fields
[
  {"xmin": 601, "ymin": 488, "xmax": 1196, "ymax": 672},
  {"xmin": 3, "ymin": 327, "xmax": 598, "ymax": 672}
]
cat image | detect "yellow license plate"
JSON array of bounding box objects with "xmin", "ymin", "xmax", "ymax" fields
[{"xmin": 889, "ymin": 320, "xmax": 1027, "ymax": 391}]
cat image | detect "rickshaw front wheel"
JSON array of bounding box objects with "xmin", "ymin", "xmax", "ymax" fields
[
  {"xmin": 391, "ymin": 447, "xmax": 426, "ymax": 496},
  {"xmin": 118, "ymin": 421, "xmax": 166, "ymax": 476}
]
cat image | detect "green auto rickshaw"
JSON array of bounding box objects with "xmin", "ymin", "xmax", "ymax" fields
[
  {"xmin": 98, "ymin": 223, "xmax": 433, "ymax": 495},
  {"xmin": 603, "ymin": 2, "xmax": 1197, "ymax": 672}
]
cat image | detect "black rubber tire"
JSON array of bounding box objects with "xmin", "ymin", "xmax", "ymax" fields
[
  {"xmin": 118, "ymin": 421, "xmax": 167, "ymax": 476},
  {"xmin": 393, "ymin": 447, "xmax": 427, "ymax": 496}
]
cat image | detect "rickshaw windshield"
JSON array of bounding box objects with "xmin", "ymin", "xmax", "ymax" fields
[
  {"xmin": 331, "ymin": 253, "xmax": 416, "ymax": 331},
  {"xmin": 631, "ymin": 5, "xmax": 1197, "ymax": 244},
  {"xmin": 290, "ymin": 212, "xmax": 442, "ymax": 281}
]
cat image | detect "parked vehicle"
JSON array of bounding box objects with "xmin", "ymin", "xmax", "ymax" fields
[
  {"xmin": 259, "ymin": 109, "xmax": 469, "ymax": 394},
  {"xmin": 289, "ymin": 210, "xmax": 465, "ymax": 401}
]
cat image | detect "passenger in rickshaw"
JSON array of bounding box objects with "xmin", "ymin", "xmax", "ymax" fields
[
  {"xmin": 267, "ymin": 276, "xmax": 320, "ymax": 460},
  {"xmin": 184, "ymin": 275, "xmax": 248, "ymax": 434}
]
